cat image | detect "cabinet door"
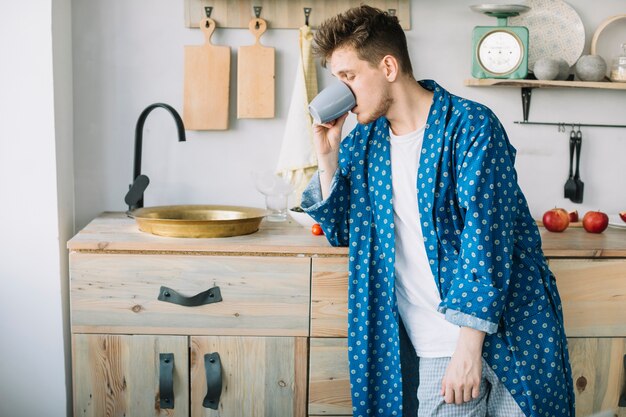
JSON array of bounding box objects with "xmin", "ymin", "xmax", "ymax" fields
[
  {"xmin": 308, "ymin": 338, "xmax": 352, "ymax": 415},
  {"xmin": 568, "ymin": 338, "xmax": 626, "ymax": 417},
  {"xmin": 190, "ymin": 336, "xmax": 307, "ymax": 417},
  {"xmin": 73, "ymin": 334, "xmax": 188, "ymax": 417}
]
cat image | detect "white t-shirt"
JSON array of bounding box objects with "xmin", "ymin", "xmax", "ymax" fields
[{"xmin": 390, "ymin": 126, "xmax": 460, "ymax": 358}]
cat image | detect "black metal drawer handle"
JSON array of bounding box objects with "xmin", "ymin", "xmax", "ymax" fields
[
  {"xmin": 159, "ymin": 353, "xmax": 175, "ymax": 409},
  {"xmin": 157, "ymin": 285, "xmax": 222, "ymax": 307},
  {"xmin": 203, "ymin": 352, "xmax": 222, "ymax": 410},
  {"xmin": 618, "ymin": 355, "xmax": 626, "ymax": 407}
]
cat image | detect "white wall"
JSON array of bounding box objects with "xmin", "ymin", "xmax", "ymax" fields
[
  {"xmin": 0, "ymin": 0, "xmax": 621, "ymax": 414},
  {"xmin": 0, "ymin": 0, "xmax": 72, "ymax": 416},
  {"xmin": 72, "ymin": 0, "xmax": 626, "ymax": 230}
]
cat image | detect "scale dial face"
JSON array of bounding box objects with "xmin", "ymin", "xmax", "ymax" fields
[{"xmin": 477, "ymin": 30, "xmax": 523, "ymax": 75}]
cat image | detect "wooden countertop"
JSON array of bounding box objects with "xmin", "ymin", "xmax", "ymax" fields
[{"xmin": 67, "ymin": 212, "xmax": 626, "ymax": 258}]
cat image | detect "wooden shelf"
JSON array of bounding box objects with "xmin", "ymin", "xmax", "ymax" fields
[
  {"xmin": 464, "ymin": 78, "xmax": 626, "ymax": 90},
  {"xmin": 465, "ymin": 78, "xmax": 626, "ymax": 125}
]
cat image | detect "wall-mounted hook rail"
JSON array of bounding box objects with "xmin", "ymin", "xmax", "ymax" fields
[
  {"xmin": 185, "ymin": 1, "xmax": 411, "ymax": 29},
  {"xmin": 514, "ymin": 121, "xmax": 626, "ymax": 129}
]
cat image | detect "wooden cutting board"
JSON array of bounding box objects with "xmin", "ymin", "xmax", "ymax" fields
[
  {"xmin": 237, "ymin": 18, "xmax": 275, "ymax": 119},
  {"xmin": 183, "ymin": 17, "xmax": 230, "ymax": 130}
]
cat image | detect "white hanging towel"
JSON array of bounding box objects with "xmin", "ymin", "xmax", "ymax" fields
[{"xmin": 275, "ymin": 25, "xmax": 318, "ymax": 207}]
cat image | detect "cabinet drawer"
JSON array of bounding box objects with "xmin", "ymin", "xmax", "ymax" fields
[
  {"xmin": 70, "ymin": 253, "xmax": 310, "ymax": 336},
  {"xmin": 309, "ymin": 338, "xmax": 352, "ymax": 415},
  {"xmin": 311, "ymin": 258, "xmax": 348, "ymax": 337},
  {"xmin": 551, "ymin": 259, "xmax": 626, "ymax": 337}
]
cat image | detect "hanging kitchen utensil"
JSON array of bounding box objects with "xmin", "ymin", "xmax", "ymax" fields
[
  {"xmin": 237, "ymin": 14, "xmax": 275, "ymax": 118},
  {"xmin": 572, "ymin": 128, "xmax": 584, "ymax": 203},
  {"xmin": 564, "ymin": 128, "xmax": 577, "ymax": 200},
  {"xmin": 183, "ymin": 17, "xmax": 231, "ymax": 130}
]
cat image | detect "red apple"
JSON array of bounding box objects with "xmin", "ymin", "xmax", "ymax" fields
[
  {"xmin": 568, "ymin": 210, "xmax": 579, "ymax": 223},
  {"xmin": 582, "ymin": 211, "xmax": 609, "ymax": 233},
  {"xmin": 620, "ymin": 211, "xmax": 626, "ymax": 223},
  {"xmin": 542, "ymin": 208, "xmax": 570, "ymax": 232}
]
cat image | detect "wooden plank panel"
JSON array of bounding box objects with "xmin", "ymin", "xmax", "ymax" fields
[
  {"xmin": 73, "ymin": 334, "xmax": 188, "ymax": 417},
  {"xmin": 190, "ymin": 336, "xmax": 308, "ymax": 417},
  {"xmin": 567, "ymin": 338, "xmax": 626, "ymax": 417},
  {"xmin": 551, "ymin": 260, "xmax": 626, "ymax": 337},
  {"xmin": 184, "ymin": 0, "xmax": 411, "ymax": 29},
  {"xmin": 308, "ymin": 338, "xmax": 352, "ymax": 415},
  {"xmin": 311, "ymin": 258, "xmax": 348, "ymax": 337},
  {"xmin": 71, "ymin": 253, "xmax": 311, "ymax": 336}
]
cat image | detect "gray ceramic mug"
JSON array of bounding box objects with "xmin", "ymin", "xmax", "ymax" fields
[{"xmin": 308, "ymin": 81, "xmax": 356, "ymax": 124}]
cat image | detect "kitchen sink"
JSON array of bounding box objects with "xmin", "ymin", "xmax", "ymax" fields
[{"xmin": 129, "ymin": 205, "xmax": 268, "ymax": 238}]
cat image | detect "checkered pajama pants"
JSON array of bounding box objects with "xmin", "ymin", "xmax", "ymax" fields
[{"xmin": 414, "ymin": 356, "xmax": 526, "ymax": 417}]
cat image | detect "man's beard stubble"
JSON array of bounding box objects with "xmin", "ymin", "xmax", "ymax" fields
[{"xmin": 356, "ymin": 91, "xmax": 393, "ymax": 125}]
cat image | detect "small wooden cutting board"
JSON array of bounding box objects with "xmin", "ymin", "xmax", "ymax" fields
[
  {"xmin": 184, "ymin": 17, "xmax": 231, "ymax": 130},
  {"xmin": 237, "ymin": 18, "xmax": 275, "ymax": 119}
]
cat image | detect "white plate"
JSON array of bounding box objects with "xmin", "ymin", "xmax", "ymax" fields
[
  {"xmin": 509, "ymin": 0, "xmax": 585, "ymax": 69},
  {"xmin": 608, "ymin": 214, "xmax": 626, "ymax": 229}
]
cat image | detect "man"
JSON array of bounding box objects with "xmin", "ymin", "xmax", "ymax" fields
[{"xmin": 301, "ymin": 5, "xmax": 575, "ymax": 417}]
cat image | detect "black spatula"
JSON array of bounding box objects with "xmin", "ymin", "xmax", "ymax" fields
[
  {"xmin": 572, "ymin": 130, "xmax": 584, "ymax": 203},
  {"xmin": 564, "ymin": 130, "xmax": 577, "ymax": 200}
]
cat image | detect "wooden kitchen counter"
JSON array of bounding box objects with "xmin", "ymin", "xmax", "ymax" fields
[
  {"xmin": 67, "ymin": 213, "xmax": 626, "ymax": 417},
  {"xmin": 68, "ymin": 212, "xmax": 626, "ymax": 258}
]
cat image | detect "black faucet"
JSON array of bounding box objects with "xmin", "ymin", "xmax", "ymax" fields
[{"xmin": 125, "ymin": 103, "xmax": 186, "ymax": 211}]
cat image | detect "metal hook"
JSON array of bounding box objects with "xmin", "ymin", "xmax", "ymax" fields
[
  {"xmin": 388, "ymin": 9, "xmax": 397, "ymax": 17},
  {"xmin": 304, "ymin": 7, "xmax": 311, "ymax": 26},
  {"xmin": 558, "ymin": 123, "xmax": 565, "ymax": 133},
  {"xmin": 577, "ymin": 124, "xmax": 581, "ymax": 133},
  {"xmin": 253, "ymin": 6, "xmax": 262, "ymax": 29},
  {"xmin": 204, "ymin": 6, "xmax": 213, "ymax": 18}
]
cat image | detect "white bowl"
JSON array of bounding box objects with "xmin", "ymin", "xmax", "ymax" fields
[{"xmin": 289, "ymin": 209, "xmax": 317, "ymax": 228}]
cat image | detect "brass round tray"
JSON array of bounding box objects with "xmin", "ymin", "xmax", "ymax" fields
[{"xmin": 130, "ymin": 205, "xmax": 269, "ymax": 238}]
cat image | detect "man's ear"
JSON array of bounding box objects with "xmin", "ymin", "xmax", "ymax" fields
[{"xmin": 380, "ymin": 55, "xmax": 399, "ymax": 82}]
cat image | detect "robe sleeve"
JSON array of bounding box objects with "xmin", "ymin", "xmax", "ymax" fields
[
  {"xmin": 300, "ymin": 130, "xmax": 355, "ymax": 247},
  {"xmin": 438, "ymin": 111, "xmax": 518, "ymax": 334}
]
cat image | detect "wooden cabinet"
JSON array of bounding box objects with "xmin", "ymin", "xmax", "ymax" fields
[
  {"xmin": 69, "ymin": 214, "xmax": 626, "ymax": 417},
  {"xmin": 68, "ymin": 227, "xmax": 314, "ymax": 417},
  {"xmin": 307, "ymin": 252, "xmax": 626, "ymax": 416}
]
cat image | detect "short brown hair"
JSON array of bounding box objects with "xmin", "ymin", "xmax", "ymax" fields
[{"xmin": 313, "ymin": 5, "xmax": 413, "ymax": 76}]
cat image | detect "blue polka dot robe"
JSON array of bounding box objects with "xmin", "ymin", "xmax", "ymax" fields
[{"xmin": 301, "ymin": 81, "xmax": 575, "ymax": 417}]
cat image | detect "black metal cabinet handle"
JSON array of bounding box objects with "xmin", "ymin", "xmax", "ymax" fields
[
  {"xmin": 618, "ymin": 355, "xmax": 626, "ymax": 407},
  {"xmin": 203, "ymin": 352, "xmax": 222, "ymax": 409},
  {"xmin": 157, "ymin": 285, "xmax": 222, "ymax": 307},
  {"xmin": 159, "ymin": 353, "xmax": 175, "ymax": 409}
]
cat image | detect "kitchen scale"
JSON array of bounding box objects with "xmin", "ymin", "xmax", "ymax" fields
[{"xmin": 470, "ymin": 4, "xmax": 530, "ymax": 79}]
